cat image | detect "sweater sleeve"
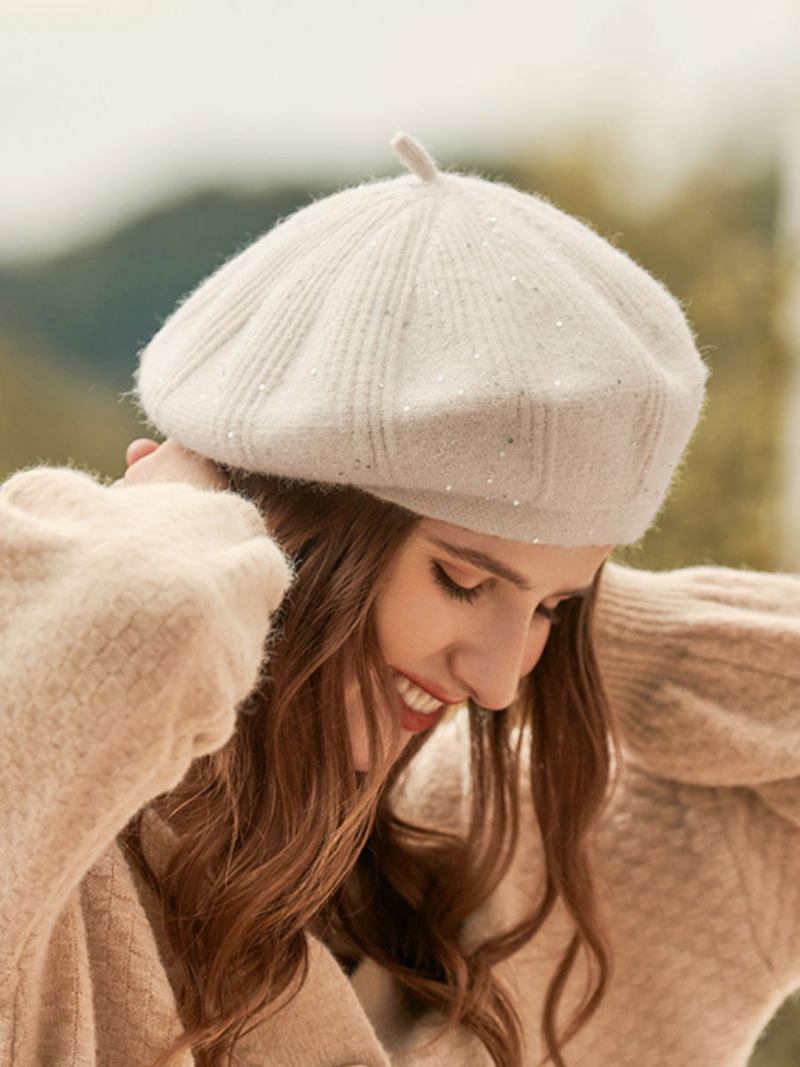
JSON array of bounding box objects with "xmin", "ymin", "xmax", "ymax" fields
[
  {"xmin": 591, "ymin": 560, "xmax": 800, "ymax": 792},
  {"xmin": 0, "ymin": 465, "xmax": 294, "ymax": 979},
  {"xmin": 592, "ymin": 560, "xmax": 800, "ymax": 985}
]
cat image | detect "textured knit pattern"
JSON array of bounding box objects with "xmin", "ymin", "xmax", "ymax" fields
[
  {"xmin": 2, "ymin": 466, "xmax": 798, "ymax": 1066},
  {"xmin": 133, "ymin": 131, "xmax": 709, "ymax": 548}
]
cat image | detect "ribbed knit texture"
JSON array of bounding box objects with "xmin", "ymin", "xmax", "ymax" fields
[
  {"xmin": 2, "ymin": 467, "xmax": 798, "ymax": 1066},
  {"xmin": 133, "ymin": 131, "xmax": 710, "ymax": 548}
]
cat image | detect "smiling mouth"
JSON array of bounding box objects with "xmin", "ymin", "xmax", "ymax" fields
[
  {"xmin": 390, "ymin": 668, "xmax": 462, "ymax": 708},
  {"xmin": 395, "ymin": 693, "xmax": 447, "ymax": 734}
]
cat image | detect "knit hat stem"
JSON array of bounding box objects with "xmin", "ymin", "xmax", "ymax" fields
[{"xmin": 390, "ymin": 131, "xmax": 440, "ymax": 182}]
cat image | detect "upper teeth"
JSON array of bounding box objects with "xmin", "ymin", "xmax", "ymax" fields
[{"xmin": 393, "ymin": 673, "xmax": 445, "ymax": 714}]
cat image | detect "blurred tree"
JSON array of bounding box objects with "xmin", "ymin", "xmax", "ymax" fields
[{"xmin": 499, "ymin": 136, "xmax": 790, "ymax": 574}]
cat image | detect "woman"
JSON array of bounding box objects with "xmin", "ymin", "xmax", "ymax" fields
[{"xmin": 1, "ymin": 131, "xmax": 797, "ymax": 1067}]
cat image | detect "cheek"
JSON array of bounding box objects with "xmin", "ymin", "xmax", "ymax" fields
[
  {"xmin": 374, "ymin": 573, "xmax": 450, "ymax": 664},
  {"xmin": 375, "ymin": 568, "xmax": 552, "ymax": 680}
]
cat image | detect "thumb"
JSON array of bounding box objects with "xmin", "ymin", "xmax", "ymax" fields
[{"xmin": 126, "ymin": 438, "xmax": 161, "ymax": 468}]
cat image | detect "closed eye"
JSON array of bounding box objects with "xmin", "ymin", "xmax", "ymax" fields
[{"xmin": 430, "ymin": 560, "xmax": 568, "ymax": 625}]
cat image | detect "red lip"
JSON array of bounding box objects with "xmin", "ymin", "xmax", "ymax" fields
[
  {"xmin": 392, "ymin": 668, "xmax": 462, "ymax": 706},
  {"xmin": 398, "ymin": 697, "xmax": 447, "ymax": 734}
]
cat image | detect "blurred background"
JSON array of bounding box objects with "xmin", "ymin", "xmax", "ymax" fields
[{"xmin": 1, "ymin": 0, "xmax": 798, "ymax": 1059}]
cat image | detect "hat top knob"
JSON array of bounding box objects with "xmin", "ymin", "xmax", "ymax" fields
[{"xmin": 390, "ymin": 131, "xmax": 440, "ymax": 183}]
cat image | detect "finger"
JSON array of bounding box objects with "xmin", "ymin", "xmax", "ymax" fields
[{"xmin": 126, "ymin": 438, "xmax": 161, "ymax": 467}]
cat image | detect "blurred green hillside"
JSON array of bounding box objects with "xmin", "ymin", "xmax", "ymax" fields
[
  {"xmin": 0, "ymin": 136, "xmax": 797, "ymax": 1062},
  {"xmin": 0, "ymin": 326, "xmax": 141, "ymax": 478},
  {"xmin": 0, "ymin": 183, "xmax": 331, "ymax": 388},
  {"xmin": 0, "ymin": 137, "xmax": 791, "ymax": 574}
]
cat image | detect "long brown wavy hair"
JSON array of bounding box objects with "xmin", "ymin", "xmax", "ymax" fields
[{"xmin": 120, "ymin": 467, "xmax": 622, "ymax": 1067}]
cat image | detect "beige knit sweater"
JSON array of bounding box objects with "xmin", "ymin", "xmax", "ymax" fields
[{"xmin": 1, "ymin": 466, "xmax": 798, "ymax": 1067}]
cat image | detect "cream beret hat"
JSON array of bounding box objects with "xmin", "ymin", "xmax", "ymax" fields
[{"xmin": 133, "ymin": 131, "xmax": 710, "ymax": 547}]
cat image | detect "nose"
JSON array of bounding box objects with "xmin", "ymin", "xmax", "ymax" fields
[{"xmin": 453, "ymin": 620, "xmax": 546, "ymax": 712}]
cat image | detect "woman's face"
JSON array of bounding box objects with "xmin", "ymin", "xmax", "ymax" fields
[{"xmin": 345, "ymin": 516, "xmax": 614, "ymax": 772}]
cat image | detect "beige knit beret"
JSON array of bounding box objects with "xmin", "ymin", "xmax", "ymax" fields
[{"xmin": 133, "ymin": 130, "xmax": 710, "ymax": 547}]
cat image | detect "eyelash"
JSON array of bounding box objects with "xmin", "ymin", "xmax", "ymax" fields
[{"xmin": 430, "ymin": 560, "xmax": 567, "ymax": 625}]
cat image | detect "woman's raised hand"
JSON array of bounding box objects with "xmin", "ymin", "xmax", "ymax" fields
[{"xmin": 112, "ymin": 437, "xmax": 229, "ymax": 493}]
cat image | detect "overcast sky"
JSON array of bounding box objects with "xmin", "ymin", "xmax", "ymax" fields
[{"xmin": 1, "ymin": 0, "xmax": 799, "ymax": 263}]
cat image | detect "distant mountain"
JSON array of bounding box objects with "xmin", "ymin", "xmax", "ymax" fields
[{"xmin": 0, "ymin": 180, "xmax": 339, "ymax": 390}]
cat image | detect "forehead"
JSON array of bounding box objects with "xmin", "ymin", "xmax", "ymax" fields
[
  {"xmin": 418, "ymin": 516, "xmax": 614, "ymax": 557},
  {"xmin": 417, "ymin": 517, "xmax": 614, "ymax": 593}
]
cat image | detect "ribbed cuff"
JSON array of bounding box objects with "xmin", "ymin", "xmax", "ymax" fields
[{"xmin": 591, "ymin": 561, "xmax": 692, "ymax": 711}]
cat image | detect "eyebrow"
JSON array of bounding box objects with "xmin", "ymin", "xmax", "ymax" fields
[{"xmin": 424, "ymin": 534, "xmax": 593, "ymax": 597}]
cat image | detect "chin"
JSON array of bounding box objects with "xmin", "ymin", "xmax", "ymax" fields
[
  {"xmin": 350, "ymin": 745, "xmax": 369, "ymax": 774},
  {"xmin": 347, "ymin": 684, "xmax": 409, "ymax": 773},
  {"xmin": 350, "ymin": 729, "xmax": 407, "ymax": 775}
]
